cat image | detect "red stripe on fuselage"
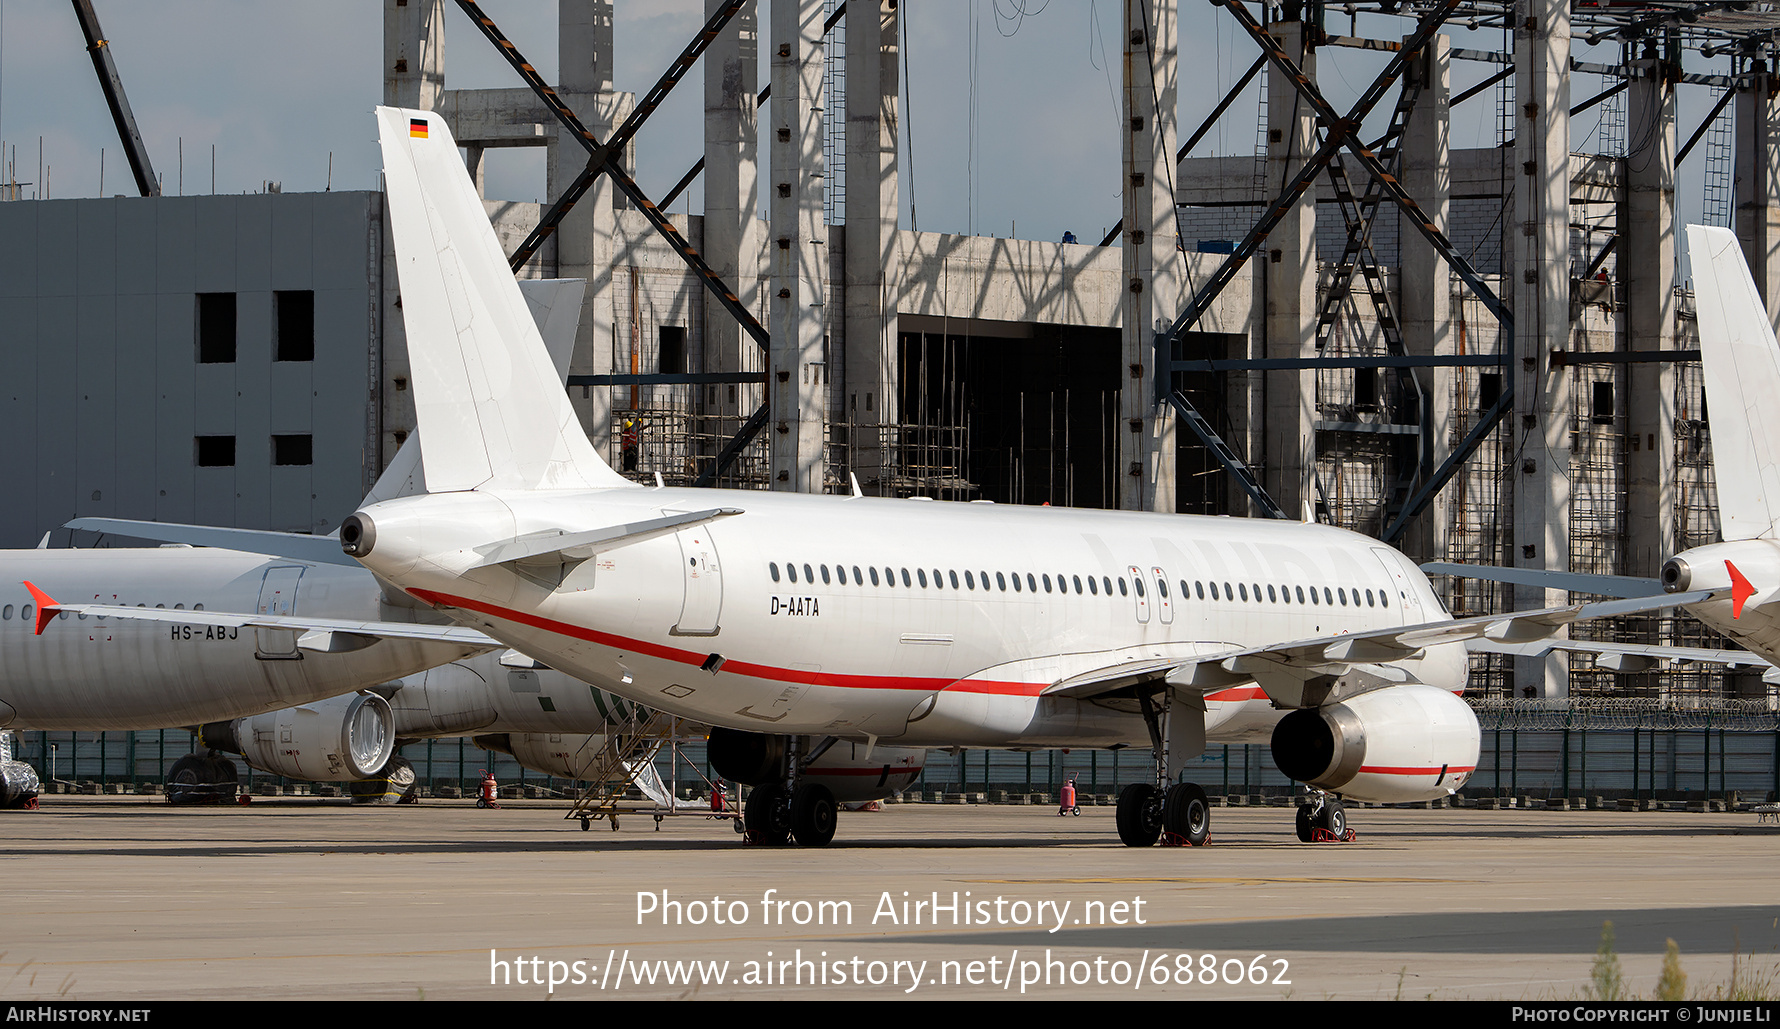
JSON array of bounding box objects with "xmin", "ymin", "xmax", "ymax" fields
[
  {"xmin": 1357, "ymin": 765, "xmax": 1476, "ymax": 776},
  {"xmin": 406, "ymin": 588, "xmax": 1046, "ymax": 697}
]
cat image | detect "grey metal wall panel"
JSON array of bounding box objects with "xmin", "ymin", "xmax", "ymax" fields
[
  {"xmin": 268, "ymin": 362, "xmax": 313, "ymax": 434},
  {"xmin": 312, "ymin": 193, "xmax": 373, "ymax": 291},
  {"xmin": 192, "ymin": 199, "xmax": 236, "ymax": 291},
  {"xmin": 271, "ymin": 193, "xmax": 314, "ymax": 289},
  {"xmin": 268, "ymin": 466, "xmax": 314, "ymax": 533},
  {"xmin": 193, "ymin": 466, "xmax": 236, "ymax": 529},
  {"xmin": 75, "ymin": 294, "xmax": 118, "ymax": 523},
  {"xmin": 114, "ymin": 201, "xmax": 157, "ymax": 297},
  {"xmin": 0, "ymin": 203, "xmax": 38, "ymax": 298},
  {"xmin": 313, "ymin": 284, "xmax": 370, "ymax": 530},
  {"xmin": 0, "ymin": 298, "xmax": 39, "ymax": 539},
  {"xmin": 34, "ymin": 203, "xmax": 76, "ymax": 298},
  {"xmin": 154, "ymin": 295, "xmax": 195, "ymax": 526},
  {"xmin": 234, "ymin": 196, "xmax": 272, "ymax": 293},
  {"xmin": 75, "ymin": 200, "xmax": 117, "ymax": 299},
  {"xmin": 192, "ymin": 362, "xmax": 236, "ymax": 435},
  {"xmin": 33, "ymin": 297, "xmax": 78, "ymax": 539},
  {"xmin": 233, "ymin": 291, "xmax": 272, "ymax": 530},
  {"xmin": 112, "ymin": 294, "xmax": 160, "ymax": 518},
  {"xmin": 153, "ymin": 197, "xmax": 196, "ymax": 295}
]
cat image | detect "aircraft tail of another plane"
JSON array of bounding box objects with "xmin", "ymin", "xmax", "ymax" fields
[
  {"xmin": 374, "ymin": 105, "xmax": 634, "ymax": 494},
  {"xmin": 1688, "ymin": 224, "xmax": 1780, "ymax": 541}
]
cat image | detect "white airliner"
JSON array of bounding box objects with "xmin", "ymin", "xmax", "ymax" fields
[{"xmin": 33, "ymin": 109, "xmax": 1719, "ymax": 847}]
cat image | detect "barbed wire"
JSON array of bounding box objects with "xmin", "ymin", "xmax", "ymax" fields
[{"xmin": 1469, "ymin": 697, "xmax": 1780, "ymax": 731}]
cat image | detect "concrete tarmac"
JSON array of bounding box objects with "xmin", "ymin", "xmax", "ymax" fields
[{"xmin": 2, "ymin": 797, "xmax": 1777, "ymax": 1001}]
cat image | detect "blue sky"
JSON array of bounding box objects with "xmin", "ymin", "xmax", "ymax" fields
[{"xmin": 0, "ymin": 1, "xmax": 1727, "ymax": 256}]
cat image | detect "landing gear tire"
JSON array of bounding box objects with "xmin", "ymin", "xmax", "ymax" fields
[
  {"xmin": 1295, "ymin": 804, "xmax": 1315, "ymax": 843},
  {"xmin": 1162, "ymin": 783, "xmax": 1210, "ymax": 846},
  {"xmin": 790, "ymin": 783, "xmax": 837, "ymax": 847},
  {"xmin": 1314, "ymin": 800, "xmax": 1346, "ymax": 837},
  {"xmin": 1116, "ymin": 783, "xmax": 1162, "ymax": 847},
  {"xmin": 166, "ymin": 754, "xmax": 238, "ymax": 805},
  {"xmin": 744, "ymin": 782, "xmax": 790, "ymax": 846}
]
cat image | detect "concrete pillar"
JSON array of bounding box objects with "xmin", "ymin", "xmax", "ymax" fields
[
  {"xmin": 1258, "ymin": 21, "xmax": 1315, "ymax": 521},
  {"xmin": 844, "ymin": 1, "xmax": 900, "ymax": 494},
  {"xmin": 1511, "ymin": 0, "xmax": 1572, "ymax": 699},
  {"xmin": 1120, "ymin": 0, "xmax": 1180, "ymax": 513},
  {"xmin": 1624, "ymin": 53, "xmax": 1678, "ymax": 576},
  {"xmin": 769, "ymin": 0, "xmax": 827, "ymax": 493},
  {"xmin": 383, "ymin": 0, "xmax": 444, "ymax": 110},
  {"xmin": 1734, "ymin": 63, "xmax": 1780, "ymax": 331},
  {"xmin": 704, "ymin": 0, "xmax": 760, "ymax": 431},
  {"xmin": 1399, "ymin": 32, "xmax": 1451, "ymax": 561},
  {"xmin": 556, "ymin": 2, "xmax": 621, "ymax": 462}
]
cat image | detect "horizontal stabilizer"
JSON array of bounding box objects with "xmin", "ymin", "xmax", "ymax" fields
[
  {"xmin": 1473, "ymin": 636, "xmax": 1771, "ymax": 672},
  {"xmin": 470, "ymin": 508, "xmax": 743, "ymax": 569},
  {"xmin": 1420, "ymin": 562, "xmax": 1664, "ymax": 598},
  {"xmin": 22, "ymin": 590, "xmax": 499, "ymax": 654},
  {"xmin": 64, "ymin": 518, "xmax": 359, "ymax": 566}
]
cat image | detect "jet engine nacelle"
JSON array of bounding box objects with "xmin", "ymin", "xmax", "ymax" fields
[
  {"xmin": 473, "ymin": 732, "xmax": 613, "ymax": 780},
  {"xmin": 707, "ymin": 727, "xmax": 925, "ymax": 804},
  {"xmin": 1269, "ymin": 684, "xmax": 1479, "ymax": 803},
  {"xmin": 200, "ymin": 692, "xmax": 395, "ymax": 782}
]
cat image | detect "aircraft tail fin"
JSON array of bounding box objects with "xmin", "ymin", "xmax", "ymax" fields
[
  {"xmin": 1688, "ymin": 224, "xmax": 1780, "ymax": 540},
  {"xmin": 375, "ymin": 106, "xmax": 632, "ymax": 494}
]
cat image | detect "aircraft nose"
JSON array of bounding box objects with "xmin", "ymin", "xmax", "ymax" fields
[{"xmin": 340, "ymin": 512, "xmax": 377, "ymax": 557}]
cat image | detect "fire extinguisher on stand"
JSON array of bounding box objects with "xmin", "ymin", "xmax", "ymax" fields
[{"xmin": 476, "ymin": 768, "xmax": 501, "ymax": 809}]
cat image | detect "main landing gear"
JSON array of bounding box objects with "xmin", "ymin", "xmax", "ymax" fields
[
  {"xmin": 165, "ymin": 751, "xmax": 239, "ymax": 805},
  {"xmin": 1295, "ymin": 794, "xmax": 1354, "ymax": 843},
  {"xmin": 1116, "ymin": 692, "xmax": 1212, "ymax": 847},
  {"xmin": 742, "ymin": 736, "xmax": 838, "ymax": 847}
]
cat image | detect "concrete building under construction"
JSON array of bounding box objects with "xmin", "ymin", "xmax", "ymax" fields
[{"xmin": 6, "ymin": 0, "xmax": 1780, "ymax": 704}]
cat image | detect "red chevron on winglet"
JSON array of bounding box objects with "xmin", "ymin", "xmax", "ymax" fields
[
  {"xmin": 1727, "ymin": 561, "xmax": 1757, "ymax": 619},
  {"xmin": 21, "ymin": 580, "xmax": 61, "ymax": 635}
]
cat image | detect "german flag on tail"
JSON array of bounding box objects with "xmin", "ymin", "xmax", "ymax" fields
[{"xmin": 409, "ymin": 118, "xmax": 429, "ymax": 139}]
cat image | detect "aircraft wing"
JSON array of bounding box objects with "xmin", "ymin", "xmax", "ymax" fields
[
  {"xmin": 23, "ymin": 581, "xmax": 499, "ymax": 654},
  {"xmin": 1033, "ymin": 588, "xmax": 1720, "ymax": 708},
  {"xmin": 1469, "ymin": 636, "xmax": 1771, "ymax": 673},
  {"xmin": 63, "ymin": 518, "xmax": 360, "ymax": 567},
  {"xmin": 1419, "ymin": 561, "xmax": 1664, "ymax": 598}
]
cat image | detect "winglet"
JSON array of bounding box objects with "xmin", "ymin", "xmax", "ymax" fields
[
  {"xmin": 1727, "ymin": 560, "xmax": 1757, "ymax": 619},
  {"xmin": 22, "ymin": 581, "xmax": 59, "ymax": 635}
]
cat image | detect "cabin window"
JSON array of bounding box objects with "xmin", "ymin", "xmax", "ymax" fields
[
  {"xmin": 852, "ymin": 565, "xmax": 863, "ymax": 583},
  {"xmin": 1102, "ymin": 576, "xmax": 1113, "ymax": 596},
  {"xmin": 1252, "ymin": 583, "xmax": 1262, "ymax": 602},
  {"xmin": 1324, "ymin": 587, "xmax": 1334, "ymax": 605},
  {"xmin": 996, "ymin": 572, "xmax": 1007, "ymax": 591},
  {"xmin": 1195, "ymin": 581, "xmax": 1205, "ymax": 600},
  {"xmin": 1023, "ymin": 573, "xmax": 1034, "ymax": 592},
  {"xmin": 1296, "ymin": 586, "xmax": 1306, "ymax": 604},
  {"xmin": 965, "ymin": 570, "xmax": 976, "ymax": 590},
  {"xmin": 1338, "ymin": 589, "xmax": 1347, "ymax": 606},
  {"xmin": 1042, "ymin": 575, "xmax": 1053, "ymax": 593},
  {"xmin": 1157, "ymin": 578, "xmax": 1168, "ymax": 599},
  {"xmin": 787, "ymin": 563, "xmax": 798, "ymax": 583},
  {"xmin": 1365, "ymin": 589, "xmax": 1375, "ymax": 607},
  {"xmin": 1267, "ymin": 585, "xmax": 1277, "ymax": 603},
  {"xmin": 934, "ymin": 569, "xmax": 944, "ymax": 588},
  {"xmin": 2, "ymin": 605, "xmax": 10, "ymax": 620},
  {"xmin": 769, "ymin": 563, "xmax": 780, "ymax": 582},
  {"xmin": 901, "ymin": 568, "xmax": 912, "ymax": 588},
  {"xmin": 803, "ymin": 563, "xmax": 814, "ymax": 583},
  {"xmin": 1381, "ymin": 592, "xmax": 1390, "ymax": 608},
  {"xmin": 1118, "ymin": 578, "xmax": 1128, "ymax": 597},
  {"xmin": 1074, "ymin": 575, "xmax": 1085, "ymax": 594},
  {"xmin": 1088, "ymin": 577, "xmax": 1099, "ymax": 596},
  {"xmin": 869, "ymin": 567, "xmax": 880, "ymax": 586},
  {"xmin": 1134, "ymin": 577, "xmax": 1146, "ymax": 598},
  {"xmin": 1011, "ymin": 573, "xmax": 1023, "ymax": 593},
  {"xmin": 950, "ymin": 570, "xmax": 960, "ymax": 589},
  {"xmin": 1238, "ymin": 583, "xmax": 1248, "ymax": 602},
  {"xmin": 821, "ymin": 565, "xmax": 832, "ymax": 585},
  {"xmin": 21, "ymin": 605, "xmax": 31, "ymax": 623},
  {"xmin": 884, "ymin": 567, "xmax": 894, "ymax": 585},
  {"xmin": 917, "ymin": 569, "xmax": 928, "ymax": 588}
]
